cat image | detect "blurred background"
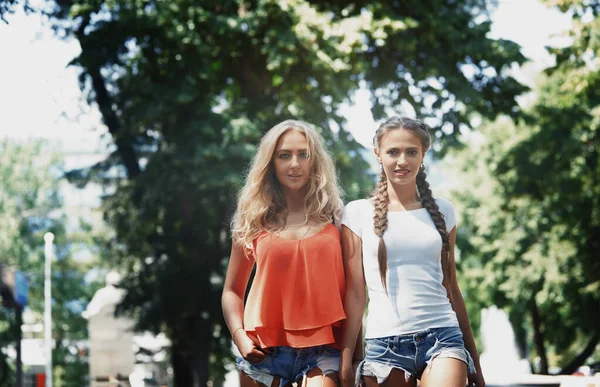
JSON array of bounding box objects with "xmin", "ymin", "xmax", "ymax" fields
[{"xmin": 0, "ymin": 0, "xmax": 598, "ymax": 386}]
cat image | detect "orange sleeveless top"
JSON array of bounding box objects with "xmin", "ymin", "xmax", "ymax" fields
[{"xmin": 244, "ymin": 223, "xmax": 346, "ymax": 349}]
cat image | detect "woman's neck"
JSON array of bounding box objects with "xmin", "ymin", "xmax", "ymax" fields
[
  {"xmin": 281, "ymin": 186, "xmax": 307, "ymax": 215},
  {"xmin": 387, "ymin": 182, "xmax": 420, "ymax": 208}
]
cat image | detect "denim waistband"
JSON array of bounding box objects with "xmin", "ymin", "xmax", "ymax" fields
[
  {"xmin": 371, "ymin": 328, "xmax": 436, "ymax": 346},
  {"xmin": 268, "ymin": 345, "xmax": 337, "ymax": 357}
]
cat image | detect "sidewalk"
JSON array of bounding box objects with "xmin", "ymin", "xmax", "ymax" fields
[{"xmin": 486, "ymin": 373, "xmax": 600, "ymax": 387}]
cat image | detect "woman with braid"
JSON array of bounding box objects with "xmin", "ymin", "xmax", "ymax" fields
[{"xmin": 339, "ymin": 117, "xmax": 485, "ymax": 387}]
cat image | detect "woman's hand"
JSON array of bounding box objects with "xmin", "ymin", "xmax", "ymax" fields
[
  {"xmin": 233, "ymin": 329, "xmax": 269, "ymax": 364},
  {"xmin": 468, "ymin": 369, "xmax": 485, "ymax": 387},
  {"xmin": 340, "ymin": 351, "xmax": 362, "ymax": 387},
  {"xmin": 340, "ymin": 358, "xmax": 354, "ymax": 387}
]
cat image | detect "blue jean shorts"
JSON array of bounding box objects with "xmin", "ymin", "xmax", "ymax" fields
[
  {"xmin": 356, "ymin": 327, "xmax": 476, "ymax": 385},
  {"xmin": 237, "ymin": 345, "xmax": 341, "ymax": 387}
]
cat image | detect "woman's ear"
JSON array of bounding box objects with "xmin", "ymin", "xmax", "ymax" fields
[
  {"xmin": 420, "ymin": 147, "xmax": 428, "ymax": 164},
  {"xmin": 373, "ymin": 148, "xmax": 381, "ymax": 164}
]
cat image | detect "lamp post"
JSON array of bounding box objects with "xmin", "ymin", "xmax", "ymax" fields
[
  {"xmin": 44, "ymin": 232, "xmax": 54, "ymax": 387},
  {"xmin": 15, "ymin": 304, "xmax": 23, "ymax": 387}
]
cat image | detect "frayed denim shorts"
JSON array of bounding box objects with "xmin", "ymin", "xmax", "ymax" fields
[
  {"xmin": 237, "ymin": 345, "xmax": 340, "ymax": 387},
  {"xmin": 356, "ymin": 327, "xmax": 476, "ymax": 385}
]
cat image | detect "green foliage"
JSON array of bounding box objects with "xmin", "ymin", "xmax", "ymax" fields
[
  {"xmin": 446, "ymin": 119, "xmax": 576, "ymax": 365},
  {"xmin": 0, "ymin": 139, "xmax": 101, "ymax": 385},
  {"xmin": 448, "ymin": 3, "xmax": 600, "ymax": 369},
  {"xmin": 45, "ymin": 0, "xmax": 527, "ymax": 383},
  {"xmin": 497, "ymin": 5, "xmax": 600, "ymax": 367},
  {"xmin": 542, "ymin": 0, "xmax": 600, "ymax": 19}
]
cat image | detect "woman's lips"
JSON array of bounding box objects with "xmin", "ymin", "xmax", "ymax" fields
[{"xmin": 394, "ymin": 169, "xmax": 410, "ymax": 176}]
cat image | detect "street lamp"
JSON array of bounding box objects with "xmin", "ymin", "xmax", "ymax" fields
[{"xmin": 44, "ymin": 232, "xmax": 54, "ymax": 387}]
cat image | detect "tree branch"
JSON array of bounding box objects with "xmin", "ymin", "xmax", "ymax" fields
[{"xmin": 559, "ymin": 334, "xmax": 600, "ymax": 375}]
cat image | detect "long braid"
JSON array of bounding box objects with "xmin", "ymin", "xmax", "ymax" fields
[
  {"xmin": 416, "ymin": 164, "xmax": 452, "ymax": 295},
  {"xmin": 374, "ymin": 116, "xmax": 451, "ymax": 294},
  {"xmin": 372, "ymin": 170, "xmax": 389, "ymax": 290}
]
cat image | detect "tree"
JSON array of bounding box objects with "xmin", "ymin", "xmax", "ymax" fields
[
  {"xmin": 496, "ymin": 0, "xmax": 600, "ymax": 373},
  {"xmin": 444, "ymin": 118, "xmax": 585, "ymax": 374},
  {"xmin": 497, "ymin": 14, "xmax": 600, "ymax": 374},
  {"xmin": 0, "ymin": 139, "xmax": 102, "ymax": 386},
  {"xmin": 447, "ymin": 2, "xmax": 600, "ymax": 364},
  {"xmin": 38, "ymin": 0, "xmax": 528, "ymax": 385}
]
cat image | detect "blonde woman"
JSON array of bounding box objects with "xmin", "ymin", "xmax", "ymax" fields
[
  {"xmin": 222, "ymin": 120, "xmax": 348, "ymax": 387},
  {"xmin": 340, "ymin": 117, "xmax": 485, "ymax": 387}
]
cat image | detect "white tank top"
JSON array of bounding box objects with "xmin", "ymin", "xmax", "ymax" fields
[{"xmin": 342, "ymin": 197, "xmax": 459, "ymax": 338}]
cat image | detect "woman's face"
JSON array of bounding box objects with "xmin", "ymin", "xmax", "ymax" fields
[
  {"xmin": 273, "ymin": 129, "xmax": 311, "ymax": 192},
  {"xmin": 376, "ymin": 128, "xmax": 425, "ymax": 187}
]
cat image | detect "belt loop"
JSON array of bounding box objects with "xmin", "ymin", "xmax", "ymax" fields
[
  {"xmin": 426, "ymin": 328, "xmax": 434, "ymax": 340},
  {"xmin": 354, "ymin": 359, "xmax": 366, "ymax": 387}
]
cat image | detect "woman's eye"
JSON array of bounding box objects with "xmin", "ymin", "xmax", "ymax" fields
[
  {"xmin": 300, "ymin": 152, "xmax": 309, "ymax": 159},
  {"xmin": 408, "ymin": 150, "xmax": 417, "ymax": 156},
  {"xmin": 387, "ymin": 150, "xmax": 397, "ymax": 155},
  {"xmin": 279, "ymin": 153, "xmax": 290, "ymax": 159}
]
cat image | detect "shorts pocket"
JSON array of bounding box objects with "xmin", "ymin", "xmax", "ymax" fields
[
  {"xmin": 244, "ymin": 347, "xmax": 276, "ymax": 367},
  {"xmin": 431, "ymin": 327, "xmax": 464, "ymax": 347},
  {"xmin": 253, "ymin": 355, "xmax": 269, "ymax": 366},
  {"xmin": 365, "ymin": 339, "xmax": 391, "ymax": 359}
]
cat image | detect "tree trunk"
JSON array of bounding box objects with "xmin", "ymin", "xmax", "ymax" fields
[
  {"xmin": 559, "ymin": 333, "xmax": 600, "ymax": 375},
  {"xmin": 170, "ymin": 326, "xmax": 210, "ymax": 387},
  {"xmin": 87, "ymin": 67, "xmax": 141, "ymax": 179},
  {"xmin": 172, "ymin": 342, "xmax": 193, "ymax": 387},
  {"xmin": 531, "ymin": 299, "xmax": 548, "ymax": 374},
  {"xmin": 75, "ymin": 17, "xmax": 141, "ymax": 181},
  {"xmin": 191, "ymin": 343, "xmax": 210, "ymax": 387},
  {"xmin": 0, "ymin": 350, "xmax": 8, "ymax": 386}
]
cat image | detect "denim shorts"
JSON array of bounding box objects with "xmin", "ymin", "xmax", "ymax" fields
[
  {"xmin": 356, "ymin": 327, "xmax": 476, "ymax": 385},
  {"xmin": 237, "ymin": 345, "xmax": 341, "ymax": 387}
]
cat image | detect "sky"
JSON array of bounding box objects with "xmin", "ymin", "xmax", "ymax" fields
[{"xmin": 0, "ymin": 0, "xmax": 573, "ymax": 152}]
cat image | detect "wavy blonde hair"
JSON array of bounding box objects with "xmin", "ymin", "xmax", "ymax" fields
[{"xmin": 231, "ymin": 119, "xmax": 345, "ymax": 254}]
